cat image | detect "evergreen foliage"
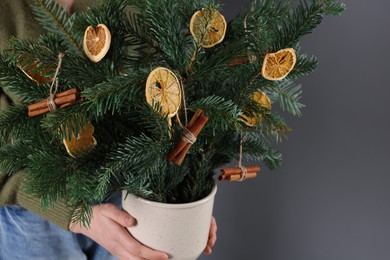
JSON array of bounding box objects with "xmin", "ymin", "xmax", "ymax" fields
[{"xmin": 0, "ymin": 0, "xmax": 345, "ymax": 225}]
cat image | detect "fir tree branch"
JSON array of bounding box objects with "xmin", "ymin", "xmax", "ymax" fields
[
  {"xmin": 266, "ymin": 81, "xmax": 305, "ymax": 117},
  {"xmin": 189, "ymin": 96, "xmax": 242, "ymax": 132},
  {"xmin": 229, "ymin": 0, "xmax": 291, "ymax": 52},
  {"xmin": 31, "ymin": 0, "xmax": 82, "ymax": 55},
  {"xmin": 40, "ymin": 103, "xmax": 88, "ymax": 140},
  {"xmin": 61, "ymin": 56, "xmax": 112, "ymax": 88},
  {"xmin": 243, "ymin": 132, "xmax": 282, "ymax": 169},
  {"xmin": 274, "ymin": 1, "xmax": 325, "ymax": 50},
  {"xmin": 138, "ymin": 0, "xmax": 196, "ymax": 69},
  {"xmin": 97, "ymin": 134, "xmax": 169, "ymax": 202},
  {"xmin": 0, "ymin": 141, "xmax": 31, "ymax": 175},
  {"xmin": 0, "ymin": 54, "xmax": 48, "ymax": 102},
  {"xmin": 322, "ymin": 0, "xmax": 346, "ymax": 16},
  {"xmin": 261, "ymin": 111, "xmax": 292, "ymax": 143},
  {"xmin": 289, "ymin": 53, "xmax": 318, "ymax": 80},
  {"xmin": 121, "ymin": 9, "xmax": 162, "ymax": 68},
  {"xmin": 82, "ymin": 73, "xmax": 146, "ymax": 117},
  {"xmin": 66, "ymin": 170, "xmax": 97, "ymax": 227},
  {"xmin": 0, "ymin": 105, "xmax": 40, "ymax": 145}
]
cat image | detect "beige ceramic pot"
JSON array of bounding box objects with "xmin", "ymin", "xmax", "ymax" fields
[{"xmin": 122, "ymin": 186, "xmax": 217, "ymax": 260}]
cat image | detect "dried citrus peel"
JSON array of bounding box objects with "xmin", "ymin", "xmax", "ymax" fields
[
  {"xmin": 261, "ymin": 48, "xmax": 297, "ymax": 81},
  {"xmin": 63, "ymin": 121, "xmax": 97, "ymax": 158},
  {"xmin": 190, "ymin": 9, "xmax": 227, "ymax": 48},
  {"xmin": 145, "ymin": 67, "xmax": 181, "ymax": 118},
  {"xmin": 83, "ymin": 24, "xmax": 111, "ymax": 62},
  {"xmin": 16, "ymin": 50, "xmax": 54, "ymax": 85},
  {"xmin": 241, "ymin": 90, "xmax": 271, "ymax": 127}
]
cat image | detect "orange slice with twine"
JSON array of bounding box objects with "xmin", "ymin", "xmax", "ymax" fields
[
  {"xmin": 83, "ymin": 24, "xmax": 111, "ymax": 62},
  {"xmin": 145, "ymin": 67, "xmax": 181, "ymax": 118},
  {"xmin": 261, "ymin": 48, "xmax": 297, "ymax": 81},
  {"xmin": 241, "ymin": 90, "xmax": 271, "ymax": 127},
  {"xmin": 63, "ymin": 121, "xmax": 97, "ymax": 158},
  {"xmin": 190, "ymin": 9, "xmax": 227, "ymax": 48}
]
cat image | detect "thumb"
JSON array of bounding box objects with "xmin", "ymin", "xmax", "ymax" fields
[{"xmin": 101, "ymin": 204, "xmax": 136, "ymax": 227}]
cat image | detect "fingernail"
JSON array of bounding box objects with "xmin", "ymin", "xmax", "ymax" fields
[
  {"xmin": 125, "ymin": 216, "xmax": 136, "ymax": 226},
  {"xmin": 160, "ymin": 254, "xmax": 168, "ymax": 260}
]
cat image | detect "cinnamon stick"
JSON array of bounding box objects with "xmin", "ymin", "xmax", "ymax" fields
[
  {"xmin": 59, "ymin": 98, "xmax": 84, "ymax": 109},
  {"xmin": 28, "ymin": 107, "xmax": 50, "ymax": 117},
  {"xmin": 221, "ymin": 166, "xmax": 260, "ymax": 176},
  {"xmin": 28, "ymin": 90, "xmax": 79, "ymax": 112},
  {"xmin": 187, "ymin": 109, "xmax": 203, "ymax": 128},
  {"xmin": 226, "ymin": 172, "xmax": 257, "ymax": 181},
  {"xmin": 170, "ymin": 113, "xmax": 208, "ymax": 165},
  {"xmin": 219, "ymin": 165, "xmax": 260, "ymax": 181},
  {"xmin": 166, "ymin": 110, "xmax": 203, "ymax": 162},
  {"xmin": 55, "ymin": 88, "xmax": 78, "ymax": 98},
  {"xmin": 28, "ymin": 88, "xmax": 81, "ymax": 117},
  {"xmin": 228, "ymin": 54, "xmax": 257, "ymax": 67},
  {"xmin": 167, "ymin": 109, "xmax": 208, "ymax": 165},
  {"xmin": 174, "ymin": 113, "xmax": 208, "ymax": 165}
]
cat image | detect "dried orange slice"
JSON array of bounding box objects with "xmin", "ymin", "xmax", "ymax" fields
[
  {"xmin": 17, "ymin": 51, "xmax": 54, "ymax": 85},
  {"xmin": 63, "ymin": 121, "xmax": 97, "ymax": 158},
  {"xmin": 83, "ymin": 24, "xmax": 111, "ymax": 62},
  {"xmin": 190, "ymin": 9, "xmax": 227, "ymax": 48},
  {"xmin": 241, "ymin": 90, "xmax": 271, "ymax": 127},
  {"xmin": 261, "ymin": 48, "xmax": 297, "ymax": 81},
  {"xmin": 145, "ymin": 67, "xmax": 181, "ymax": 118}
]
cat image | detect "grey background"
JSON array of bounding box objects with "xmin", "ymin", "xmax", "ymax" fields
[{"xmin": 200, "ymin": 0, "xmax": 390, "ymax": 260}]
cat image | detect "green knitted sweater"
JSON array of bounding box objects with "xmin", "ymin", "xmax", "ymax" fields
[{"xmin": 0, "ymin": 0, "xmax": 99, "ymax": 230}]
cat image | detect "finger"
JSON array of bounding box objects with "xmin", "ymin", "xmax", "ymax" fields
[
  {"xmin": 204, "ymin": 246, "xmax": 212, "ymax": 255},
  {"xmin": 114, "ymin": 226, "xmax": 168, "ymax": 260},
  {"xmin": 118, "ymin": 253, "xmax": 144, "ymax": 260},
  {"xmin": 124, "ymin": 236, "xmax": 169, "ymax": 260},
  {"xmin": 101, "ymin": 204, "xmax": 136, "ymax": 227},
  {"xmin": 97, "ymin": 235, "xmax": 141, "ymax": 260},
  {"xmin": 208, "ymin": 217, "xmax": 217, "ymax": 247}
]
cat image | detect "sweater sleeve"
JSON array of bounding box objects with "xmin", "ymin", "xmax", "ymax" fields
[
  {"xmin": 0, "ymin": 169, "xmax": 71, "ymax": 230},
  {"xmin": 0, "ymin": 0, "xmax": 100, "ymax": 230}
]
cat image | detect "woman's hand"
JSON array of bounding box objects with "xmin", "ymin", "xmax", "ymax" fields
[
  {"xmin": 70, "ymin": 203, "xmax": 168, "ymax": 260},
  {"xmin": 71, "ymin": 203, "xmax": 217, "ymax": 259}
]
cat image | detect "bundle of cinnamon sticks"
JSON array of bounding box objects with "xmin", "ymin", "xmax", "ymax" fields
[
  {"xmin": 167, "ymin": 109, "xmax": 208, "ymax": 166},
  {"xmin": 28, "ymin": 88, "xmax": 83, "ymax": 117},
  {"xmin": 228, "ymin": 54, "xmax": 257, "ymax": 67},
  {"xmin": 219, "ymin": 165, "xmax": 260, "ymax": 181}
]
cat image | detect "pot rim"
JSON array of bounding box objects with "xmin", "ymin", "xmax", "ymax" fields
[{"xmin": 123, "ymin": 185, "xmax": 217, "ymax": 209}]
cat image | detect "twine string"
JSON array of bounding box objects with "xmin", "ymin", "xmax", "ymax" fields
[
  {"xmin": 175, "ymin": 75, "xmax": 196, "ymax": 145},
  {"xmin": 237, "ymin": 136, "xmax": 247, "ymax": 181},
  {"xmin": 244, "ymin": 7, "xmax": 256, "ymax": 63},
  {"xmin": 182, "ymin": 128, "xmax": 197, "ymax": 145},
  {"xmin": 47, "ymin": 53, "xmax": 64, "ymax": 111},
  {"xmin": 174, "ymin": 77, "xmax": 188, "ymax": 130},
  {"xmin": 179, "ymin": 77, "xmax": 188, "ymax": 127},
  {"xmin": 239, "ymin": 165, "xmax": 248, "ymax": 182}
]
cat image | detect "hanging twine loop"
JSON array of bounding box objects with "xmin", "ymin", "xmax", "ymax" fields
[
  {"xmin": 47, "ymin": 53, "xmax": 65, "ymax": 111},
  {"xmin": 237, "ymin": 137, "xmax": 247, "ymax": 181},
  {"xmin": 219, "ymin": 134, "xmax": 260, "ymax": 182}
]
